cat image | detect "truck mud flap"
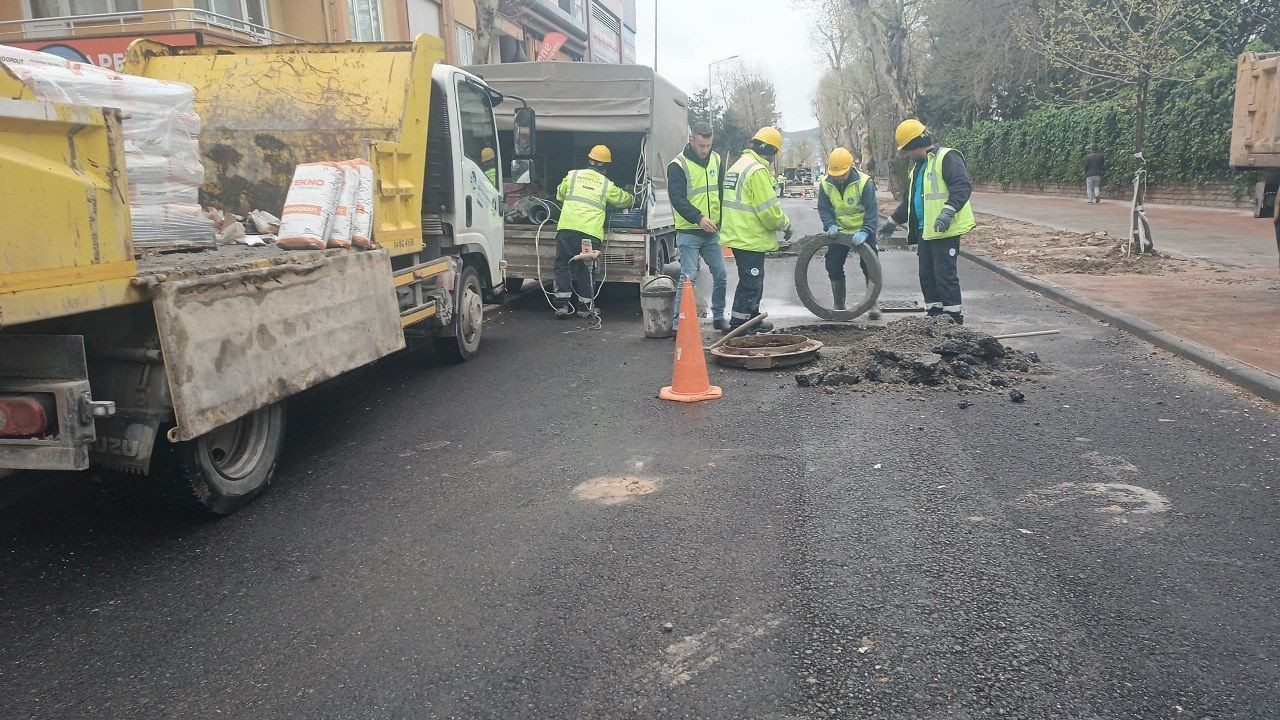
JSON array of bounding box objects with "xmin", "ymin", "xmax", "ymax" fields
[{"xmin": 152, "ymin": 250, "xmax": 404, "ymax": 442}]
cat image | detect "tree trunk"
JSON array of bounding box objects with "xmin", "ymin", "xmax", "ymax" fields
[
  {"xmin": 472, "ymin": 0, "xmax": 499, "ymax": 65},
  {"xmin": 847, "ymin": 0, "xmax": 915, "ymax": 120},
  {"xmin": 857, "ymin": 118, "xmax": 875, "ymax": 175},
  {"xmin": 1133, "ymin": 75, "xmax": 1149, "ymax": 155}
]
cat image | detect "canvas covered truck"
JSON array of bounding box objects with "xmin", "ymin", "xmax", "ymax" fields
[
  {"xmin": 469, "ymin": 61, "xmax": 689, "ymax": 288},
  {"xmin": 0, "ymin": 36, "xmax": 531, "ymax": 514},
  {"xmin": 1230, "ymin": 50, "xmax": 1279, "ymax": 222}
]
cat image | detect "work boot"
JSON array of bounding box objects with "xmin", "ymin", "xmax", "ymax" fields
[
  {"xmin": 831, "ymin": 277, "xmax": 847, "ymax": 310},
  {"xmin": 553, "ymin": 299, "xmax": 575, "ymax": 318},
  {"xmin": 946, "ymin": 311, "xmax": 964, "ymax": 325},
  {"xmin": 866, "ymin": 279, "xmax": 881, "ymax": 319},
  {"xmin": 713, "ymin": 318, "xmax": 730, "ymax": 331},
  {"xmin": 926, "ymin": 307, "xmax": 943, "ymax": 317}
]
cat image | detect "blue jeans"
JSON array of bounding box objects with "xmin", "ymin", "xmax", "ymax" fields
[{"xmin": 673, "ymin": 231, "xmax": 728, "ymax": 325}]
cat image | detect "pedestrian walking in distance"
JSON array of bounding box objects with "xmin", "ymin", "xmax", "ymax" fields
[
  {"xmin": 552, "ymin": 145, "xmax": 634, "ymax": 318},
  {"xmin": 1084, "ymin": 147, "xmax": 1105, "ymax": 204},
  {"xmin": 880, "ymin": 119, "xmax": 976, "ymax": 325},
  {"xmin": 817, "ymin": 146, "xmax": 880, "ymax": 317},
  {"xmin": 668, "ymin": 122, "xmax": 728, "ymax": 330},
  {"xmin": 719, "ymin": 126, "xmax": 792, "ymax": 334}
]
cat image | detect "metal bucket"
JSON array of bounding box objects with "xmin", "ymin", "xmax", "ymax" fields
[{"xmin": 639, "ymin": 274, "xmax": 677, "ymax": 338}]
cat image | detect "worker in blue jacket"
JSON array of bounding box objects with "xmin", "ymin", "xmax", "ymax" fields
[{"xmin": 817, "ymin": 147, "xmax": 880, "ymax": 317}]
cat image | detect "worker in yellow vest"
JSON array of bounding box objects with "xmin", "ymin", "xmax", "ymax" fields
[
  {"xmin": 553, "ymin": 145, "xmax": 634, "ymax": 317},
  {"xmin": 480, "ymin": 147, "xmax": 498, "ymax": 188},
  {"xmin": 817, "ymin": 147, "xmax": 880, "ymax": 317},
  {"xmin": 880, "ymin": 119, "xmax": 976, "ymax": 324},
  {"xmin": 720, "ymin": 126, "xmax": 792, "ymax": 334},
  {"xmin": 668, "ymin": 122, "xmax": 728, "ymax": 330}
]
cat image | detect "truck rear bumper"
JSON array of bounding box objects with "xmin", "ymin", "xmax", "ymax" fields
[
  {"xmin": 502, "ymin": 227, "xmax": 671, "ymax": 285},
  {"xmin": 0, "ymin": 336, "xmax": 98, "ymax": 471}
]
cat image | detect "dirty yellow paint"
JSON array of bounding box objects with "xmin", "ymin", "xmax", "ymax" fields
[
  {"xmin": 0, "ymin": 97, "xmax": 136, "ymax": 329},
  {"xmin": 125, "ymin": 37, "xmax": 444, "ymax": 258},
  {"xmin": 399, "ymin": 305, "xmax": 438, "ymax": 327}
]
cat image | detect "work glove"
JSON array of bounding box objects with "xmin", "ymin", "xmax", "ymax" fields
[
  {"xmin": 851, "ymin": 231, "xmax": 868, "ymax": 247},
  {"xmin": 878, "ymin": 220, "xmax": 899, "ymax": 240},
  {"xmin": 934, "ymin": 206, "xmax": 957, "ymax": 233},
  {"xmin": 825, "ymin": 224, "xmax": 840, "ymax": 237},
  {"xmin": 783, "ymin": 226, "xmax": 793, "ymax": 242}
]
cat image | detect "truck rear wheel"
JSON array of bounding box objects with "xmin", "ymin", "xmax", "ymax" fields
[
  {"xmin": 149, "ymin": 404, "xmax": 287, "ymax": 515},
  {"xmin": 434, "ymin": 264, "xmax": 483, "ymax": 362}
]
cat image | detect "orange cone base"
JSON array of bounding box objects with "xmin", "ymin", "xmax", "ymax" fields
[{"xmin": 659, "ymin": 384, "xmax": 723, "ymax": 403}]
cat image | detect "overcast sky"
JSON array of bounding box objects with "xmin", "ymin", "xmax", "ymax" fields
[{"xmin": 633, "ymin": 0, "xmax": 821, "ymax": 131}]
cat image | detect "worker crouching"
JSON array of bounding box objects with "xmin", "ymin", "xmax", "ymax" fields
[
  {"xmin": 817, "ymin": 147, "xmax": 880, "ymax": 317},
  {"xmin": 552, "ymin": 145, "xmax": 634, "ymax": 318},
  {"xmin": 719, "ymin": 126, "xmax": 792, "ymax": 334},
  {"xmin": 881, "ymin": 119, "xmax": 976, "ymax": 325}
]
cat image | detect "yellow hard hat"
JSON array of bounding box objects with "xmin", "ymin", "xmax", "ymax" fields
[
  {"xmin": 827, "ymin": 147, "xmax": 854, "ymax": 177},
  {"xmin": 895, "ymin": 118, "xmax": 928, "ymax": 151},
  {"xmin": 751, "ymin": 126, "xmax": 783, "ymax": 151},
  {"xmin": 588, "ymin": 144, "xmax": 613, "ymax": 163},
  {"xmin": 480, "ymin": 147, "xmax": 495, "ymax": 162}
]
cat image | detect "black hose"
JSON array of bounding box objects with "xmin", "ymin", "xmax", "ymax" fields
[{"xmin": 792, "ymin": 233, "xmax": 883, "ymax": 321}]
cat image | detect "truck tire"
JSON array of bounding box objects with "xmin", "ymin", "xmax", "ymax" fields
[
  {"xmin": 148, "ymin": 404, "xmax": 287, "ymax": 515},
  {"xmin": 434, "ymin": 264, "xmax": 483, "ymax": 362}
]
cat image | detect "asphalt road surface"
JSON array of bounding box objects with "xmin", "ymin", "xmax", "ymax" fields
[{"xmin": 1, "ymin": 199, "xmax": 1276, "ymax": 719}]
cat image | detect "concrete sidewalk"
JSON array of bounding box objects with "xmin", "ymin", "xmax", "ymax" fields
[{"xmin": 973, "ymin": 191, "xmax": 1277, "ymax": 269}]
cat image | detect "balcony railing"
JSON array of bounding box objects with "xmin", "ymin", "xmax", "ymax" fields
[{"xmin": 0, "ymin": 8, "xmax": 304, "ymax": 45}]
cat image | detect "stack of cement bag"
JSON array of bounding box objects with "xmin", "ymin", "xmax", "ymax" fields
[{"xmin": 0, "ymin": 45, "xmax": 215, "ymax": 252}]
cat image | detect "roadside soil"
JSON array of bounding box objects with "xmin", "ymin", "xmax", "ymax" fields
[{"xmin": 966, "ymin": 213, "xmax": 1201, "ymax": 275}]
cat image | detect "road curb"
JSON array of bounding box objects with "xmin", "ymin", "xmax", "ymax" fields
[{"xmin": 959, "ymin": 249, "xmax": 1280, "ymax": 404}]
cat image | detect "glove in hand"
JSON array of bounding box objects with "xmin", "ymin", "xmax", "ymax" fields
[
  {"xmin": 934, "ymin": 206, "xmax": 957, "ymax": 233},
  {"xmin": 825, "ymin": 224, "xmax": 840, "ymax": 237},
  {"xmin": 851, "ymin": 231, "xmax": 868, "ymax": 246}
]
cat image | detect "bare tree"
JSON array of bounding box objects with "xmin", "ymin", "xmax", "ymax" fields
[
  {"xmin": 472, "ymin": 0, "xmax": 499, "ymax": 64},
  {"xmin": 720, "ymin": 63, "xmax": 781, "ymax": 154},
  {"xmin": 846, "ymin": 0, "xmax": 917, "ymax": 120},
  {"xmin": 1017, "ymin": 0, "xmax": 1229, "ymax": 152}
]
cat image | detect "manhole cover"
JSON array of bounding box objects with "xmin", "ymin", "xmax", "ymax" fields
[{"xmin": 712, "ymin": 333, "xmax": 823, "ymax": 369}]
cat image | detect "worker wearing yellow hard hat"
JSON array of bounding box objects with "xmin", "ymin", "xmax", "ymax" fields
[
  {"xmin": 552, "ymin": 144, "xmax": 634, "ymax": 318},
  {"xmin": 719, "ymin": 126, "xmax": 791, "ymax": 334},
  {"xmin": 817, "ymin": 146, "xmax": 881, "ymax": 317},
  {"xmin": 880, "ymin": 119, "xmax": 977, "ymax": 324},
  {"xmin": 480, "ymin": 146, "xmax": 498, "ymax": 188}
]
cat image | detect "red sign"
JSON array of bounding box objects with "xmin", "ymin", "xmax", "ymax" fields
[
  {"xmin": 6, "ymin": 32, "xmax": 201, "ymax": 72},
  {"xmin": 535, "ymin": 32, "xmax": 568, "ymax": 62}
]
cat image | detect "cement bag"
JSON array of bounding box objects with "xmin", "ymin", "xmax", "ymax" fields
[
  {"xmin": 278, "ymin": 162, "xmax": 344, "ymax": 250},
  {"xmin": 327, "ymin": 162, "xmax": 358, "ymax": 248},
  {"xmin": 351, "ymin": 159, "xmax": 375, "ymax": 249}
]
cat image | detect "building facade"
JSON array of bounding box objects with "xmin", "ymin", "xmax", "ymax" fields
[{"xmin": 0, "ymin": 0, "xmax": 636, "ymax": 67}]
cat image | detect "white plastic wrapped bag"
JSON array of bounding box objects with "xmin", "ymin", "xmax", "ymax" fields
[
  {"xmin": 327, "ymin": 162, "xmax": 359, "ymax": 248},
  {"xmin": 351, "ymin": 159, "xmax": 375, "ymax": 249}
]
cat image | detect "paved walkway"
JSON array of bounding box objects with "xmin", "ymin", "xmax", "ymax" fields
[
  {"xmin": 973, "ymin": 192, "xmax": 1277, "ymax": 269},
  {"xmin": 971, "ymin": 192, "xmax": 1280, "ymax": 380}
]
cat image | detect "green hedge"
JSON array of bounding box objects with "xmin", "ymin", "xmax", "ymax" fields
[{"xmin": 944, "ymin": 55, "xmax": 1248, "ymax": 193}]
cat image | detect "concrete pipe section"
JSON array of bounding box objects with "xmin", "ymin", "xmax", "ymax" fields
[{"xmin": 791, "ymin": 234, "xmax": 883, "ymax": 321}]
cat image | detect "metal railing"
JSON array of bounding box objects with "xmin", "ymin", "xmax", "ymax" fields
[{"xmin": 0, "ymin": 8, "xmax": 305, "ymax": 45}]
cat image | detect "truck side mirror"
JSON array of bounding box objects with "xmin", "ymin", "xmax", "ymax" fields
[
  {"xmin": 514, "ymin": 106, "xmax": 536, "ymax": 159},
  {"xmin": 509, "ymin": 159, "xmax": 533, "ymax": 184}
]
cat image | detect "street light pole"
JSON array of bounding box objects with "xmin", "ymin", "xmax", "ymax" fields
[{"xmin": 707, "ymin": 55, "xmax": 739, "ymax": 124}]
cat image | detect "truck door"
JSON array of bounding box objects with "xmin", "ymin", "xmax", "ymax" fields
[{"xmin": 453, "ymin": 73, "xmax": 504, "ymax": 286}]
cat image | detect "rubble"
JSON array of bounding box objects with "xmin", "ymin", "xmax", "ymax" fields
[{"xmin": 791, "ymin": 316, "xmax": 1049, "ymax": 392}]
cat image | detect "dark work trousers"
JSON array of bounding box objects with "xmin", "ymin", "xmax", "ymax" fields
[
  {"xmin": 729, "ymin": 248, "xmax": 767, "ymax": 324},
  {"xmin": 917, "ymin": 236, "xmax": 962, "ymax": 312},
  {"xmin": 824, "ymin": 235, "xmax": 880, "ymax": 280},
  {"xmin": 553, "ymin": 228, "xmax": 600, "ymax": 307}
]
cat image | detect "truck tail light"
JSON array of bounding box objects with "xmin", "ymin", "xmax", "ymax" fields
[{"xmin": 0, "ymin": 395, "xmax": 52, "ymax": 438}]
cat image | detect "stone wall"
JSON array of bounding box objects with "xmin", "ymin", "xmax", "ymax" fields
[{"xmin": 971, "ymin": 181, "xmax": 1253, "ymax": 210}]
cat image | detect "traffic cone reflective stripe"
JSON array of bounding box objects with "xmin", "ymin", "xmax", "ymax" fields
[{"xmin": 660, "ymin": 278, "xmax": 723, "ymax": 403}]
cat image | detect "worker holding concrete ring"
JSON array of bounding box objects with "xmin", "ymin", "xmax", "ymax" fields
[{"xmin": 817, "ymin": 147, "xmax": 881, "ymax": 318}]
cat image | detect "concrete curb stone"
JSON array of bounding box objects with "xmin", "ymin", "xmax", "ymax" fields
[{"xmin": 959, "ymin": 249, "xmax": 1280, "ymax": 404}]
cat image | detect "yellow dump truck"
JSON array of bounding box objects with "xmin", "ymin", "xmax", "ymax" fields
[
  {"xmin": 0, "ymin": 37, "xmax": 531, "ymax": 513},
  {"xmin": 1231, "ymin": 50, "xmax": 1279, "ymax": 221}
]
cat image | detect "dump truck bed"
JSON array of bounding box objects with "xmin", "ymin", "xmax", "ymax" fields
[
  {"xmin": 1231, "ymin": 51, "xmax": 1280, "ymax": 170},
  {"xmin": 133, "ymin": 245, "xmax": 342, "ymax": 285}
]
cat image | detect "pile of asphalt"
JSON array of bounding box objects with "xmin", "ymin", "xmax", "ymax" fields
[{"xmin": 792, "ymin": 316, "xmax": 1047, "ymax": 395}]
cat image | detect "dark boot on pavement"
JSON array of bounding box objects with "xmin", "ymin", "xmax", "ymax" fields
[
  {"xmin": 927, "ymin": 307, "xmax": 943, "ymax": 317},
  {"xmin": 831, "ymin": 278, "xmax": 846, "ymax": 310},
  {"xmin": 866, "ymin": 279, "xmax": 881, "ymax": 319},
  {"xmin": 553, "ymin": 299, "xmax": 575, "ymax": 318},
  {"xmin": 946, "ymin": 311, "xmax": 964, "ymax": 325},
  {"xmin": 713, "ymin": 318, "xmax": 730, "ymax": 331}
]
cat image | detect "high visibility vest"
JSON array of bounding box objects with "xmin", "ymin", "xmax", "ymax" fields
[
  {"xmin": 821, "ymin": 172, "xmax": 871, "ymax": 232},
  {"xmin": 556, "ymin": 168, "xmax": 628, "ymax": 240},
  {"xmin": 669, "ymin": 151, "xmax": 721, "ymax": 231},
  {"xmin": 909, "ymin": 147, "xmax": 976, "ymax": 240},
  {"xmin": 720, "ymin": 150, "xmax": 789, "ymax": 252},
  {"xmin": 484, "ymin": 166, "xmax": 497, "ymax": 187}
]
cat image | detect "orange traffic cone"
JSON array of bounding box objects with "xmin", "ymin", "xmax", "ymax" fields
[{"xmin": 660, "ymin": 278, "xmax": 723, "ymax": 403}]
